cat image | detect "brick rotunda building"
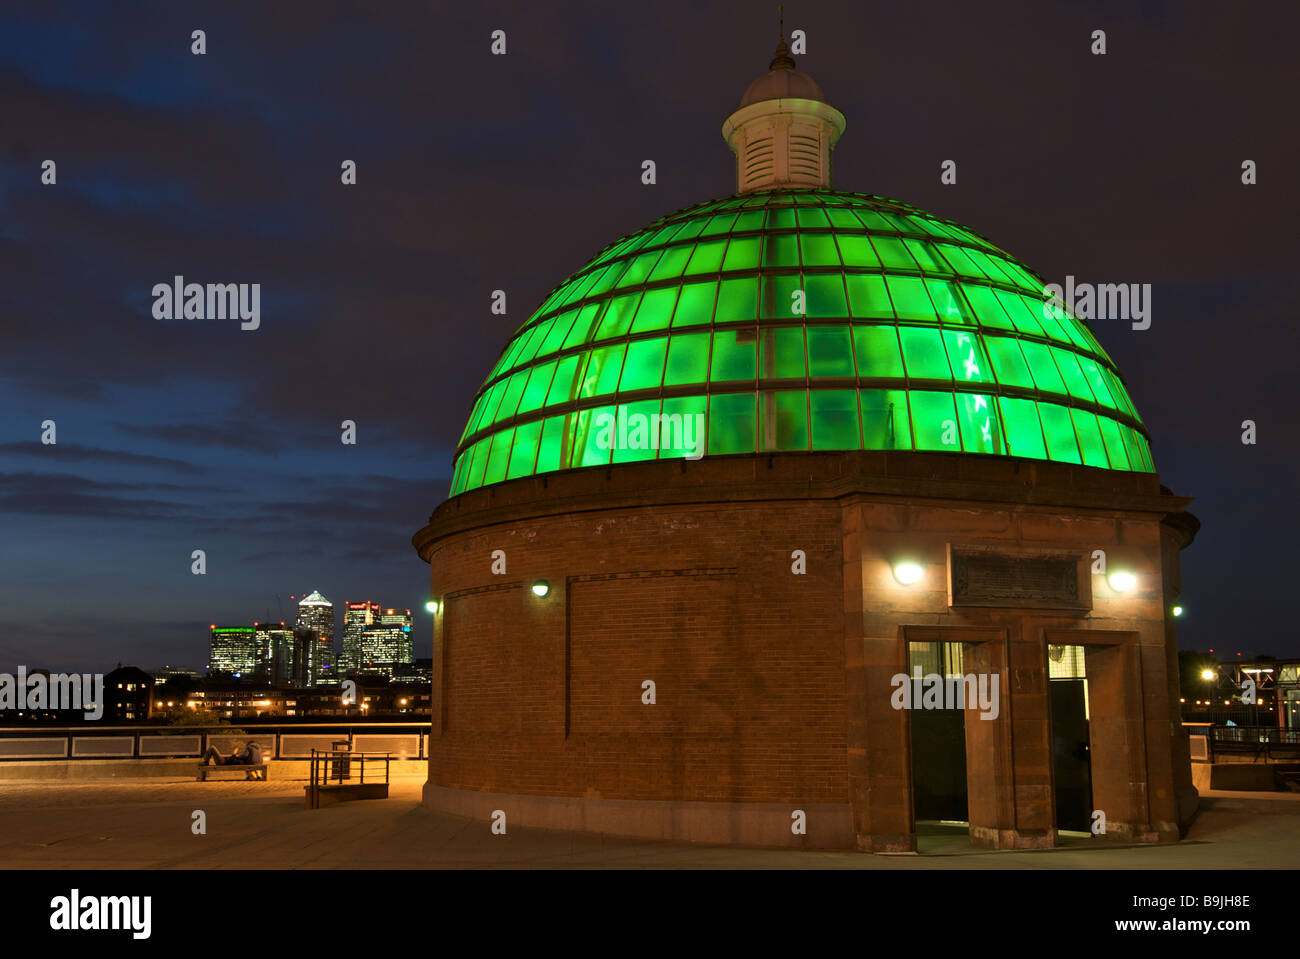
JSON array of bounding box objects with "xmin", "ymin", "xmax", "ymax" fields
[{"xmin": 414, "ymin": 41, "xmax": 1200, "ymax": 852}]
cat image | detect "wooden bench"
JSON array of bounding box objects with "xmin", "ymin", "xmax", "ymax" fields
[{"xmin": 196, "ymin": 762, "xmax": 269, "ymax": 782}]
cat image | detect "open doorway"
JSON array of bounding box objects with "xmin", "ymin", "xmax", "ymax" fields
[
  {"xmin": 1048, "ymin": 643, "xmax": 1093, "ymax": 833},
  {"xmin": 908, "ymin": 640, "xmax": 968, "ymax": 849}
]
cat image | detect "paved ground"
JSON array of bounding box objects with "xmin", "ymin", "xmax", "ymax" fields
[{"xmin": 0, "ymin": 777, "xmax": 1296, "ymax": 869}]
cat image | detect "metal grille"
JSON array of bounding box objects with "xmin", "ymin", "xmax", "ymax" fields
[
  {"xmin": 138, "ymin": 735, "xmax": 202, "ymax": 756},
  {"xmin": 0, "ymin": 738, "xmax": 67, "ymax": 759},
  {"xmin": 951, "ymin": 550, "xmax": 1084, "ymax": 609},
  {"xmin": 353, "ymin": 734, "xmax": 420, "ymax": 759},
  {"xmin": 280, "ymin": 734, "xmax": 341, "ymax": 758},
  {"xmin": 71, "ymin": 737, "xmax": 134, "ymax": 757}
]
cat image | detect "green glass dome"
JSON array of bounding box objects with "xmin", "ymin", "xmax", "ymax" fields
[{"xmin": 449, "ymin": 189, "xmax": 1152, "ymax": 496}]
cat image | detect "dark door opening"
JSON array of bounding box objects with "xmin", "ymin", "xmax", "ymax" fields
[
  {"xmin": 908, "ymin": 641, "xmax": 968, "ymax": 824},
  {"xmin": 1049, "ymin": 644, "xmax": 1093, "ymax": 833}
]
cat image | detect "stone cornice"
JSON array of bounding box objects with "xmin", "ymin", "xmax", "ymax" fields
[{"xmin": 413, "ymin": 451, "xmax": 1196, "ymax": 559}]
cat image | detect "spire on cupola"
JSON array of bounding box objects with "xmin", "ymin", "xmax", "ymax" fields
[{"xmin": 721, "ymin": 10, "xmax": 847, "ymax": 193}]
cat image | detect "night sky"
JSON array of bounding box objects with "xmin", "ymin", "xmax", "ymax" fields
[{"xmin": 2, "ymin": 0, "xmax": 1297, "ymax": 672}]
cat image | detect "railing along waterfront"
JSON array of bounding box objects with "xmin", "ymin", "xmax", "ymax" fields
[
  {"xmin": 1211, "ymin": 726, "xmax": 1300, "ymax": 745},
  {"xmin": 0, "ymin": 722, "xmax": 431, "ymax": 762}
]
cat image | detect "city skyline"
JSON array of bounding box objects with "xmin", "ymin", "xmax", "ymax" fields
[
  {"xmin": 204, "ymin": 590, "xmax": 418, "ymax": 681},
  {"xmin": 4, "ymin": 587, "xmax": 429, "ymax": 677}
]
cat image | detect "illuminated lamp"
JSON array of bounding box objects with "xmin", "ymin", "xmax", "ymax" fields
[
  {"xmin": 1107, "ymin": 570, "xmax": 1137, "ymax": 592},
  {"xmin": 892, "ymin": 561, "xmax": 923, "ymax": 586}
]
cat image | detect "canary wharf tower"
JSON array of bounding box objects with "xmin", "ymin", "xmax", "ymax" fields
[{"xmin": 414, "ymin": 41, "xmax": 1199, "ymax": 852}]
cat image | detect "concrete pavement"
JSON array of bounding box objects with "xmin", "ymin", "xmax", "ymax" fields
[{"xmin": 0, "ymin": 777, "xmax": 1296, "ymax": 869}]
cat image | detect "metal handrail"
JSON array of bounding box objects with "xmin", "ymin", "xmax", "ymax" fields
[
  {"xmin": 0, "ymin": 722, "xmax": 430, "ymax": 763},
  {"xmin": 1211, "ymin": 726, "xmax": 1300, "ymax": 744},
  {"xmin": 1208, "ymin": 726, "xmax": 1300, "ymax": 763},
  {"xmin": 306, "ymin": 749, "xmax": 392, "ymax": 809},
  {"xmin": 0, "ymin": 721, "xmax": 430, "ymax": 734}
]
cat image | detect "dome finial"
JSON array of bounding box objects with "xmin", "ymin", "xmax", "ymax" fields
[
  {"xmin": 770, "ymin": 4, "xmax": 795, "ymax": 70},
  {"xmin": 724, "ymin": 8, "xmax": 845, "ymax": 193}
]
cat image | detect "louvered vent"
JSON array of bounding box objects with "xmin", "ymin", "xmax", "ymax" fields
[
  {"xmin": 742, "ymin": 135, "xmax": 774, "ymax": 189},
  {"xmin": 789, "ymin": 132, "xmax": 821, "ymax": 180},
  {"xmin": 722, "ymin": 68, "xmax": 845, "ymax": 193}
]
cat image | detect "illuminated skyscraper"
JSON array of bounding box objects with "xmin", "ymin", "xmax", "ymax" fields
[
  {"xmin": 290, "ymin": 627, "xmax": 315, "ymax": 687},
  {"xmin": 340, "ymin": 601, "xmax": 380, "ymax": 678},
  {"xmin": 295, "ymin": 590, "xmax": 336, "ymax": 686},
  {"xmin": 254, "ymin": 622, "xmax": 294, "ymax": 684},
  {"xmin": 358, "ymin": 608, "xmax": 414, "ymax": 679},
  {"xmin": 207, "ymin": 626, "xmax": 258, "ymax": 677}
]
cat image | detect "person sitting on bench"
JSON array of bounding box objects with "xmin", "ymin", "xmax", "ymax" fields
[{"xmin": 201, "ymin": 741, "xmax": 264, "ymax": 766}]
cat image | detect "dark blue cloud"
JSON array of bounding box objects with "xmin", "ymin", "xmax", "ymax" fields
[{"xmin": 0, "ymin": 0, "xmax": 1296, "ymax": 670}]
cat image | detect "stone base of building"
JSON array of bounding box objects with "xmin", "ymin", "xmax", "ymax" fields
[
  {"xmin": 1100, "ymin": 820, "xmax": 1180, "ymax": 843},
  {"xmin": 423, "ymin": 783, "xmax": 855, "ymax": 850},
  {"xmin": 856, "ymin": 832, "xmax": 916, "ymax": 853},
  {"xmin": 969, "ymin": 826, "xmax": 1056, "ymax": 850},
  {"xmin": 967, "ymin": 821, "xmax": 1180, "ymax": 849}
]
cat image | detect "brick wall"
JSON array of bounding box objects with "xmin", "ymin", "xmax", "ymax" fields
[
  {"xmin": 427, "ymin": 498, "xmax": 847, "ymax": 804},
  {"xmin": 415, "ymin": 451, "xmax": 1197, "ymax": 846}
]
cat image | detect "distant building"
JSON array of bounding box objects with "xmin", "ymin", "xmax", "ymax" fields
[
  {"xmin": 1181, "ymin": 658, "xmax": 1299, "ymax": 729},
  {"xmin": 290, "ymin": 627, "xmax": 316, "ymax": 687},
  {"xmin": 104, "ymin": 665, "xmax": 154, "ymax": 722},
  {"xmin": 357, "ymin": 608, "xmax": 413, "ymax": 680},
  {"xmin": 254, "ymin": 622, "xmax": 294, "ymax": 684},
  {"xmin": 187, "ymin": 681, "xmax": 283, "ymax": 720},
  {"xmin": 152, "ymin": 665, "xmax": 200, "ymax": 681},
  {"xmin": 207, "ymin": 626, "xmax": 258, "ymax": 677},
  {"xmin": 296, "ymin": 590, "xmax": 336, "ymax": 686},
  {"xmin": 1258, "ymin": 661, "xmax": 1300, "ymax": 730},
  {"xmin": 395, "ymin": 658, "xmax": 433, "ymax": 683},
  {"xmin": 360, "ymin": 679, "xmax": 430, "ymax": 715},
  {"xmin": 175, "ymin": 675, "xmax": 431, "ymax": 719},
  {"xmin": 340, "ymin": 601, "xmax": 380, "ymax": 678}
]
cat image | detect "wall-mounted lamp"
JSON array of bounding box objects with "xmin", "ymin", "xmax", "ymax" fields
[
  {"xmin": 892, "ymin": 561, "xmax": 924, "ymax": 586},
  {"xmin": 532, "ymin": 580, "xmax": 550, "ymax": 598},
  {"xmin": 1107, "ymin": 570, "xmax": 1137, "ymax": 592}
]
